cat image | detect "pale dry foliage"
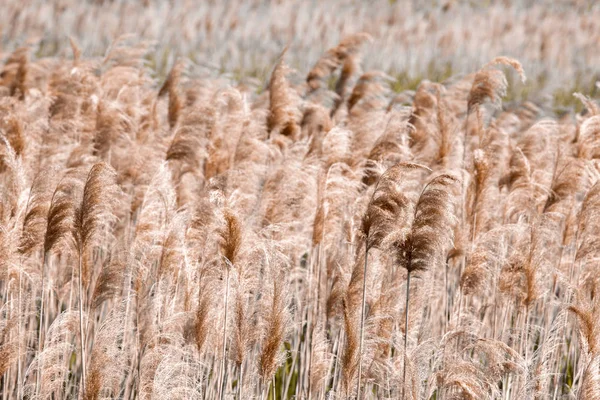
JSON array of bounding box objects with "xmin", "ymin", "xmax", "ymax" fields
[
  {"xmin": 0, "ymin": 8, "xmax": 600, "ymax": 400},
  {"xmin": 3, "ymin": 1, "xmax": 600, "ymax": 98}
]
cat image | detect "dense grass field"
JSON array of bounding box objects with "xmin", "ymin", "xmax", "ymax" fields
[{"xmin": 1, "ymin": 1, "xmax": 600, "ymax": 399}]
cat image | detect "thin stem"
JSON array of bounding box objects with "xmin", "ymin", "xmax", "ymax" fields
[
  {"xmin": 332, "ymin": 329, "xmax": 344, "ymax": 394},
  {"xmin": 444, "ymin": 261, "xmax": 448, "ymax": 333},
  {"xmin": 35, "ymin": 253, "xmax": 47, "ymax": 396},
  {"xmin": 219, "ymin": 263, "xmax": 231, "ymax": 400},
  {"xmin": 357, "ymin": 240, "xmax": 369, "ymax": 400},
  {"xmin": 308, "ymin": 243, "xmax": 324, "ymax": 399},
  {"xmin": 305, "ymin": 243, "xmax": 318, "ymax": 399},
  {"xmin": 17, "ymin": 267, "xmax": 22, "ymax": 400},
  {"xmin": 238, "ymin": 362, "xmax": 244, "ymax": 400},
  {"xmin": 122, "ymin": 269, "xmax": 135, "ymax": 400},
  {"xmin": 402, "ymin": 271, "xmax": 411, "ymax": 400},
  {"xmin": 462, "ymin": 108, "xmax": 471, "ymax": 169},
  {"xmin": 78, "ymin": 248, "xmax": 87, "ymax": 395},
  {"xmin": 524, "ymin": 306, "xmax": 530, "ymax": 362},
  {"xmin": 283, "ymin": 341, "xmax": 299, "ymax": 398}
]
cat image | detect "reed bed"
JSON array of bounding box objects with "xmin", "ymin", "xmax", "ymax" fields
[{"xmin": 1, "ymin": 20, "xmax": 600, "ymax": 400}]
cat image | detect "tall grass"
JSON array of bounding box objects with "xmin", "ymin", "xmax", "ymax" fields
[{"xmin": 0, "ymin": 28, "xmax": 599, "ymax": 400}]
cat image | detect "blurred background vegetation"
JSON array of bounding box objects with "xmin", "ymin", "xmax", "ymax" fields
[{"xmin": 2, "ymin": 0, "xmax": 598, "ymax": 112}]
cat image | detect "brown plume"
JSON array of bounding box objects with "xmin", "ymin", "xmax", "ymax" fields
[
  {"xmin": 44, "ymin": 168, "xmax": 86, "ymax": 254},
  {"xmin": 218, "ymin": 209, "xmax": 242, "ymax": 265},
  {"xmin": 3, "ymin": 47, "xmax": 28, "ymax": 100},
  {"xmin": 395, "ymin": 173, "xmax": 460, "ymax": 273},
  {"xmin": 307, "ymin": 33, "xmax": 372, "ymax": 90},
  {"xmin": 267, "ymin": 51, "xmax": 301, "ymax": 139},
  {"xmin": 19, "ymin": 169, "xmax": 58, "ymax": 256},
  {"xmin": 158, "ymin": 60, "xmax": 185, "ymax": 128},
  {"xmin": 259, "ymin": 266, "xmax": 289, "ymax": 382},
  {"xmin": 75, "ymin": 162, "xmax": 121, "ymax": 287},
  {"xmin": 468, "ymin": 57, "xmax": 525, "ymax": 112},
  {"xmin": 361, "ymin": 162, "xmax": 430, "ymax": 251}
]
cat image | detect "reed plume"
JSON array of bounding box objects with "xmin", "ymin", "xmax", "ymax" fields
[
  {"xmin": 348, "ymin": 163, "xmax": 428, "ymax": 396},
  {"xmin": 19, "ymin": 169, "xmax": 57, "ymax": 256},
  {"xmin": 158, "ymin": 59, "xmax": 185, "ymax": 129},
  {"xmin": 307, "ymin": 33, "xmax": 372, "ymax": 91},
  {"xmin": 216, "ymin": 208, "xmax": 243, "ymax": 399},
  {"xmin": 76, "ymin": 162, "xmax": 120, "ymax": 286},
  {"xmin": 259, "ymin": 256, "xmax": 289, "ymax": 391},
  {"xmin": 42, "ymin": 162, "xmax": 120, "ymax": 393},
  {"xmin": 396, "ymin": 172, "xmax": 460, "ymax": 398},
  {"xmin": 4, "ymin": 47, "xmax": 28, "ymax": 100},
  {"xmin": 468, "ymin": 57, "xmax": 526, "ymax": 112},
  {"xmin": 267, "ymin": 50, "xmax": 301, "ymax": 139}
]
